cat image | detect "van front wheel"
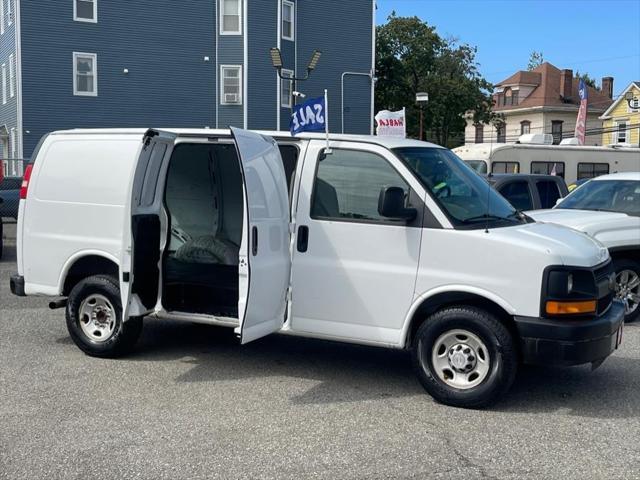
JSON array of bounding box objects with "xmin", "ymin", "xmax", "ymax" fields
[
  {"xmin": 66, "ymin": 275, "xmax": 143, "ymax": 357},
  {"xmin": 412, "ymin": 306, "xmax": 517, "ymax": 409}
]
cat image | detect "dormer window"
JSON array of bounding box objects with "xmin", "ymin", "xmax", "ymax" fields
[{"xmin": 503, "ymin": 87, "xmax": 518, "ymax": 106}]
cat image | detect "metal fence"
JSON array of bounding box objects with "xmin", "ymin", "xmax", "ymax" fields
[{"xmin": 1, "ymin": 159, "xmax": 28, "ymax": 221}]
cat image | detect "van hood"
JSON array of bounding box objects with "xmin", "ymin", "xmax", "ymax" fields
[{"xmin": 484, "ymin": 220, "xmax": 609, "ymax": 267}]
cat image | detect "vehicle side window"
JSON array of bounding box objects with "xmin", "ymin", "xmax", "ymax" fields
[
  {"xmin": 536, "ymin": 180, "xmax": 561, "ymax": 209},
  {"xmin": 577, "ymin": 162, "xmax": 609, "ymax": 180},
  {"xmin": 497, "ymin": 181, "xmax": 533, "ymax": 211},
  {"xmin": 310, "ymin": 149, "xmax": 410, "ymax": 223},
  {"xmin": 531, "ymin": 161, "xmax": 565, "ymax": 179},
  {"xmin": 277, "ymin": 144, "xmax": 298, "ymax": 193},
  {"xmin": 491, "ymin": 161, "xmax": 519, "ymax": 174}
]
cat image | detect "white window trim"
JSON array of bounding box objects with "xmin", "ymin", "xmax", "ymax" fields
[
  {"xmin": 280, "ymin": 69, "xmax": 293, "ymax": 108},
  {"xmin": 0, "ymin": 1, "xmax": 4, "ymax": 35},
  {"xmin": 628, "ymin": 96, "xmax": 639, "ymax": 113},
  {"xmin": 73, "ymin": 52, "xmax": 98, "ymax": 97},
  {"xmin": 282, "ymin": 0, "xmax": 294, "ymax": 41},
  {"xmin": 8, "ymin": 53, "xmax": 14, "ymax": 97},
  {"xmin": 73, "ymin": 0, "xmax": 98, "ymax": 23},
  {"xmin": 220, "ymin": 0, "xmax": 242, "ymax": 35},
  {"xmin": 10, "ymin": 127, "xmax": 15, "ymax": 158},
  {"xmin": 6, "ymin": 0, "xmax": 11, "ymax": 26},
  {"xmin": 1, "ymin": 63, "xmax": 6, "ymax": 105},
  {"xmin": 220, "ymin": 65, "xmax": 242, "ymax": 105},
  {"xmin": 615, "ymin": 120, "xmax": 628, "ymax": 144}
]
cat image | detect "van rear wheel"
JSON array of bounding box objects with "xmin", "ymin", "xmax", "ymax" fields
[
  {"xmin": 412, "ymin": 306, "xmax": 517, "ymax": 409},
  {"xmin": 66, "ymin": 275, "xmax": 142, "ymax": 357}
]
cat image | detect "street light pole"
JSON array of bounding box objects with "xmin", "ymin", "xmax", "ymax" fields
[
  {"xmin": 415, "ymin": 92, "xmax": 429, "ymax": 141},
  {"xmin": 270, "ymin": 47, "xmax": 322, "ymax": 125}
]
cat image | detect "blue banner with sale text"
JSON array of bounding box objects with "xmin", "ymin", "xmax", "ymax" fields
[{"xmin": 290, "ymin": 96, "xmax": 326, "ymax": 135}]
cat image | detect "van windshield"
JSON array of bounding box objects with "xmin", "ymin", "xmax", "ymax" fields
[
  {"xmin": 464, "ymin": 160, "xmax": 488, "ymax": 174},
  {"xmin": 393, "ymin": 147, "xmax": 522, "ymax": 228}
]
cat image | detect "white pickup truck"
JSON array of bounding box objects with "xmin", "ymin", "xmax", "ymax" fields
[
  {"xmin": 527, "ymin": 172, "xmax": 640, "ymax": 322},
  {"xmin": 10, "ymin": 128, "xmax": 624, "ymax": 408}
]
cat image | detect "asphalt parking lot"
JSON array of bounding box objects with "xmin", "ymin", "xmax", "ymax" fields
[{"xmin": 1, "ymin": 222, "xmax": 639, "ymax": 480}]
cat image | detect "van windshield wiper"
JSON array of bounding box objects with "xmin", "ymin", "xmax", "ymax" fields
[{"xmin": 461, "ymin": 213, "xmax": 520, "ymax": 224}]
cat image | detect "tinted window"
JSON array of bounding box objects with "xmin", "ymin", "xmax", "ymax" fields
[
  {"xmin": 531, "ymin": 161, "xmax": 565, "ymax": 179},
  {"xmin": 498, "ymin": 181, "xmax": 533, "ymax": 211},
  {"xmin": 311, "ymin": 149, "xmax": 410, "ymax": 222},
  {"xmin": 277, "ymin": 144, "xmax": 298, "ymax": 193},
  {"xmin": 492, "ymin": 162, "xmax": 519, "ymax": 174},
  {"xmin": 558, "ymin": 180, "xmax": 640, "ymax": 216},
  {"xmin": 536, "ymin": 180, "xmax": 561, "ymax": 209},
  {"xmin": 577, "ymin": 163, "xmax": 609, "ymax": 180}
]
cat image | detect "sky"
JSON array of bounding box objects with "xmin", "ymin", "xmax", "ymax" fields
[{"xmin": 376, "ymin": 0, "xmax": 640, "ymax": 98}]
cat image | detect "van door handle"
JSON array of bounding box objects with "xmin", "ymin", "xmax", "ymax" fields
[
  {"xmin": 297, "ymin": 225, "xmax": 309, "ymax": 253},
  {"xmin": 252, "ymin": 226, "xmax": 258, "ymax": 256}
]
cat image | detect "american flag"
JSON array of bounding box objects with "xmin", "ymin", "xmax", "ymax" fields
[{"xmin": 574, "ymin": 79, "xmax": 588, "ymax": 145}]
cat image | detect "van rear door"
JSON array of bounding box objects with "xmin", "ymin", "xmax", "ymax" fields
[
  {"xmin": 230, "ymin": 127, "xmax": 291, "ymax": 344},
  {"xmin": 121, "ymin": 130, "xmax": 175, "ymax": 319}
]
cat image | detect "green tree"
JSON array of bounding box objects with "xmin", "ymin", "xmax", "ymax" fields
[
  {"xmin": 575, "ymin": 70, "xmax": 598, "ymax": 89},
  {"xmin": 527, "ymin": 51, "xmax": 544, "ymax": 70},
  {"xmin": 375, "ymin": 15, "xmax": 494, "ymax": 146}
]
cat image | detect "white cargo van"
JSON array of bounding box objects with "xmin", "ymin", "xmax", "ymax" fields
[{"xmin": 11, "ymin": 128, "xmax": 625, "ymax": 408}]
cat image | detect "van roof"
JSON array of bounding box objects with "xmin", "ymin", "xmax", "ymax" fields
[{"xmin": 51, "ymin": 128, "xmax": 444, "ymax": 150}]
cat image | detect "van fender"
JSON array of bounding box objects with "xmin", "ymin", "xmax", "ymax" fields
[
  {"xmin": 57, "ymin": 249, "xmax": 120, "ymax": 295},
  {"xmin": 399, "ymin": 285, "xmax": 517, "ymax": 349}
]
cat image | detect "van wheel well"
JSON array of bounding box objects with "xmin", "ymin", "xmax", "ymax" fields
[
  {"xmin": 63, "ymin": 256, "xmax": 119, "ymax": 296},
  {"xmin": 406, "ymin": 292, "xmax": 518, "ymax": 351}
]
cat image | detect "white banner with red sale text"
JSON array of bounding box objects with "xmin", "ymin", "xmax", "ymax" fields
[{"xmin": 375, "ymin": 108, "xmax": 406, "ymax": 138}]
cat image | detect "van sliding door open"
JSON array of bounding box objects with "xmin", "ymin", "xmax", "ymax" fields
[{"xmin": 230, "ymin": 127, "xmax": 291, "ymax": 344}]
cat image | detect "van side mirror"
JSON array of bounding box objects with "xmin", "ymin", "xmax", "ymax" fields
[{"xmin": 378, "ymin": 186, "xmax": 417, "ymax": 221}]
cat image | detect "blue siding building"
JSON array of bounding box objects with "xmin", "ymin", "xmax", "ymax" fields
[{"xmin": 3, "ymin": 0, "xmax": 375, "ymax": 159}]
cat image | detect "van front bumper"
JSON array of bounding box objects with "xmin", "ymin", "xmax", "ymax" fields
[
  {"xmin": 514, "ymin": 300, "xmax": 625, "ymax": 367},
  {"xmin": 10, "ymin": 274, "xmax": 25, "ymax": 297}
]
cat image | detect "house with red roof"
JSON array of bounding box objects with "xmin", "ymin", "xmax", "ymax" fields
[{"xmin": 464, "ymin": 62, "xmax": 614, "ymax": 146}]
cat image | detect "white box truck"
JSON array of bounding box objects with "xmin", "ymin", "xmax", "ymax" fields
[{"xmin": 10, "ymin": 128, "xmax": 624, "ymax": 408}]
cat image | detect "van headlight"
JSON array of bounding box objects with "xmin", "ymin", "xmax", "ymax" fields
[{"xmin": 543, "ymin": 268, "xmax": 598, "ymax": 317}]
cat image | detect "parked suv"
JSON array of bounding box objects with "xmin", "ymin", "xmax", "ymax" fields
[
  {"xmin": 488, "ymin": 174, "xmax": 568, "ymax": 211},
  {"xmin": 528, "ymin": 172, "xmax": 640, "ymax": 322},
  {"xmin": 10, "ymin": 128, "xmax": 624, "ymax": 408}
]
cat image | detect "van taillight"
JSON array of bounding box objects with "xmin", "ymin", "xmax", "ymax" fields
[{"xmin": 20, "ymin": 164, "xmax": 33, "ymax": 199}]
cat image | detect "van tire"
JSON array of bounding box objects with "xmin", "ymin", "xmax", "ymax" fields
[
  {"xmin": 0, "ymin": 217, "xmax": 3, "ymax": 260},
  {"xmin": 613, "ymin": 257, "xmax": 640, "ymax": 323},
  {"xmin": 65, "ymin": 275, "xmax": 143, "ymax": 358},
  {"xmin": 412, "ymin": 306, "xmax": 517, "ymax": 409}
]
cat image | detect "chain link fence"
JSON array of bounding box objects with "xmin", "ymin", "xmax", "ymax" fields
[{"xmin": 1, "ymin": 159, "xmax": 28, "ymax": 223}]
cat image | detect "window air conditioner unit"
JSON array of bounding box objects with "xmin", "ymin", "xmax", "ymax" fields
[{"xmin": 225, "ymin": 93, "xmax": 239, "ymax": 104}]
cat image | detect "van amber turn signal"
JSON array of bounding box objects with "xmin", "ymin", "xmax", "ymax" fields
[{"xmin": 546, "ymin": 300, "xmax": 597, "ymax": 315}]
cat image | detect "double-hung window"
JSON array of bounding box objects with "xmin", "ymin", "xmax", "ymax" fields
[
  {"xmin": 221, "ymin": 65, "xmax": 242, "ymax": 105},
  {"xmin": 221, "ymin": 0, "xmax": 241, "ymax": 34},
  {"xmin": 1, "ymin": 64, "xmax": 6, "ymax": 105},
  {"xmin": 282, "ymin": 1, "xmax": 294, "ymax": 41},
  {"xmin": 280, "ymin": 69, "xmax": 293, "ymax": 108},
  {"xmin": 615, "ymin": 121, "xmax": 628, "ymax": 143},
  {"xmin": 73, "ymin": 52, "xmax": 97, "ymax": 96},
  {"xmin": 74, "ymin": 0, "xmax": 97, "ymax": 22},
  {"xmin": 8, "ymin": 53, "xmax": 14, "ymax": 98}
]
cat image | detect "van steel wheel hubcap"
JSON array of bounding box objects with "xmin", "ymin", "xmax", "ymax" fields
[
  {"xmin": 431, "ymin": 329, "xmax": 491, "ymax": 390},
  {"xmin": 616, "ymin": 270, "xmax": 640, "ymax": 315},
  {"xmin": 79, "ymin": 294, "xmax": 116, "ymax": 342}
]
